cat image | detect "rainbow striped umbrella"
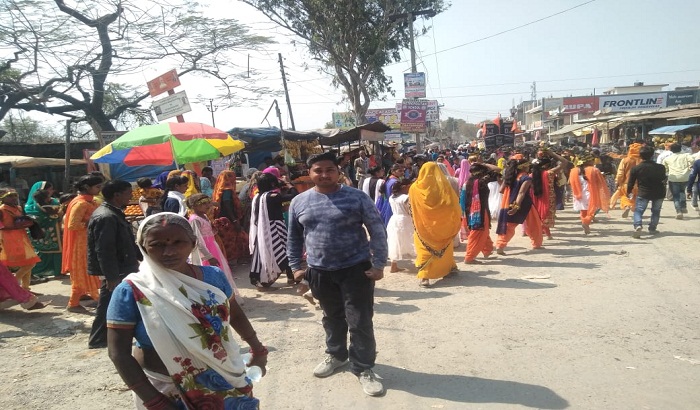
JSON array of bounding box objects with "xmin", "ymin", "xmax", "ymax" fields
[{"xmin": 90, "ymin": 122, "xmax": 245, "ymax": 166}]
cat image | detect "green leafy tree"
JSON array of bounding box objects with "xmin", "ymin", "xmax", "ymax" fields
[
  {"xmin": 0, "ymin": 0, "xmax": 274, "ymax": 144},
  {"xmin": 241, "ymin": 0, "xmax": 448, "ymax": 123},
  {"xmin": 1, "ymin": 112, "xmax": 62, "ymax": 142}
]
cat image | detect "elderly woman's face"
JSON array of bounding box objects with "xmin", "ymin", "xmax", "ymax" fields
[{"xmin": 142, "ymin": 225, "xmax": 195, "ymax": 270}]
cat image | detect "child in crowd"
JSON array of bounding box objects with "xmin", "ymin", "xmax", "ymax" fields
[
  {"xmin": 136, "ymin": 177, "xmax": 163, "ymax": 216},
  {"xmin": 186, "ymin": 193, "xmax": 241, "ymax": 304}
]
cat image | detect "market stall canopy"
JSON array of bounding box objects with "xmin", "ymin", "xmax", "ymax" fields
[
  {"xmin": 320, "ymin": 122, "xmax": 391, "ymax": 146},
  {"xmin": 0, "ymin": 156, "xmax": 86, "ymax": 168},
  {"xmin": 227, "ymin": 127, "xmax": 323, "ymax": 152},
  {"xmin": 648, "ymin": 124, "xmax": 700, "ymax": 136},
  {"xmin": 548, "ymin": 123, "xmax": 591, "ymax": 137},
  {"xmin": 91, "ymin": 122, "xmax": 244, "ymax": 166}
]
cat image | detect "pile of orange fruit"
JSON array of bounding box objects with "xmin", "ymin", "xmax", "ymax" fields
[{"xmin": 124, "ymin": 187, "xmax": 143, "ymax": 217}]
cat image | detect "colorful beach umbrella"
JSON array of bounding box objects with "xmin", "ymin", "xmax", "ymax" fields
[{"xmin": 90, "ymin": 122, "xmax": 245, "ymax": 166}]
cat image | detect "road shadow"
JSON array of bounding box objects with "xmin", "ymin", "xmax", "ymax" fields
[
  {"xmin": 374, "ymin": 300, "xmax": 421, "ymax": 315},
  {"xmin": 375, "ymin": 288, "xmax": 451, "ymax": 301},
  {"xmin": 488, "ymin": 259, "xmax": 600, "ymax": 270},
  {"xmin": 0, "ymin": 309, "xmax": 90, "ymax": 338},
  {"xmin": 240, "ymin": 298, "xmax": 315, "ymax": 322},
  {"xmin": 434, "ymin": 274, "xmax": 557, "ymax": 290},
  {"xmin": 542, "ymin": 248, "xmax": 619, "ymax": 258},
  {"xmin": 375, "ymin": 364, "xmax": 569, "ymax": 409}
]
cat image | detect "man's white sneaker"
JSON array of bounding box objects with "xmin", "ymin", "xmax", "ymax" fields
[
  {"xmin": 313, "ymin": 355, "xmax": 348, "ymax": 378},
  {"xmin": 358, "ymin": 369, "xmax": 385, "ymax": 396}
]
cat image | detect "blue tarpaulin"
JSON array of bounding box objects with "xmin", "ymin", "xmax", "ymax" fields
[
  {"xmin": 109, "ymin": 163, "xmax": 175, "ymax": 182},
  {"xmin": 648, "ymin": 124, "xmax": 700, "ymax": 135},
  {"xmin": 227, "ymin": 127, "xmax": 322, "ymax": 152}
]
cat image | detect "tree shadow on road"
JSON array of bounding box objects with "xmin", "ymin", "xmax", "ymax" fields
[
  {"xmin": 375, "ymin": 364, "xmax": 569, "ymax": 409},
  {"xmin": 374, "ymin": 300, "xmax": 421, "ymax": 315}
]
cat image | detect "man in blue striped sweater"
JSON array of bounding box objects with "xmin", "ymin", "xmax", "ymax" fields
[{"xmin": 288, "ymin": 151, "xmax": 388, "ymax": 397}]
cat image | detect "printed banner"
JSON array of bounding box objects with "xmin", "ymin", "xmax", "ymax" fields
[
  {"xmin": 366, "ymin": 108, "xmax": 400, "ymax": 129},
  {"xmin": 404, "ymin": 73, "xmax": 426, "ymax": 98},
  {"xmin": 599, "ymin": 93, "xmax": 666, "ymax": 112},
  {"xmin": 400, "ymin": 99, "xmax": 428, "ymax": 133},
  {"xmin": 332, "ymin": 112, "xmax": 357, "ymax": 129}
]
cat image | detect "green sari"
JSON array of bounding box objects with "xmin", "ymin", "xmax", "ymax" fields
[{"xmin": 24, "ymin": 182, "xmax": 62, "ymax": 278}]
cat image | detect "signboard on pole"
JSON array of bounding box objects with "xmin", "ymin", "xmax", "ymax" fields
[
  {"xmin": 366, "ymin": 108, "xmax": 400, "ymax": 129},
  {"xmin": 147, "ymin": 69, "xmax": 181, "ymax": 98},
  {"xmin": 152, "ymin": 90, "xmax": 192, "ymax": 121},
  {"xmin": 332, "ymin": 112, "xmax": 357, "ymax": 129},
  {"xmin": 426, "ymin": 100, "xmax": 439, "ymax": 123},
  {"xmin": 400, "ymin": 99, "xmax": 428, "ymax": 133},
  {"xmin": 404, "ymin": 73, "xmax": 426, "ymax": 98},
  {"xmin": 599, "ymin": 93, "xmax": 666, "ymax": 112}
]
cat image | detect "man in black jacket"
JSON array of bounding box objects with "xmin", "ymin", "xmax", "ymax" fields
[
  {"xmin": 87, "ymin": 180, "xmax": 141, "ymax": 349},
  {"xmin": 628, "ymin": 145, "xmax": 667, "ymax": 238}
]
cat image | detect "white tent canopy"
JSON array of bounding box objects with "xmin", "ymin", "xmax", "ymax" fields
[{"xmin": 0, "ymin": 156, "xmax": 86, "ymax": 168}]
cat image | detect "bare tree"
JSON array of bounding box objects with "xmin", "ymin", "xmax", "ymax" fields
[{"xmin": 0, "ymin": 0, "xmax": 275, "ymax": 144}]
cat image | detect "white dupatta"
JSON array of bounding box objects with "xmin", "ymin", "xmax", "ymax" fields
[
  {"xmin": 127, "ymin": 214, "xmax": 248, "ymax": 396},
  {"xmin": 248, "ymin": 193, "xmax": 281, "ymax": 282}
]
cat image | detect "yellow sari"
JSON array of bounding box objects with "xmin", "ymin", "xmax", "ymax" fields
[{"xmin": 409, "ymin": 163, "xmax": 462, "ymax": 279}]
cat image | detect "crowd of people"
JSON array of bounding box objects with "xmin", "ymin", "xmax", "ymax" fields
[{"xmin": 0, "ymin": 135, "xmax": 698, "ymax": 407}]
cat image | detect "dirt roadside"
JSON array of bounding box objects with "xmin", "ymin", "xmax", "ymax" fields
[{"xmin": 1, "ymin": 205, "xmax": 698, "ymax": 410}]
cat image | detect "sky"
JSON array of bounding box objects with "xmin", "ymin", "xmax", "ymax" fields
[{"xmin": 10, "ymin": 0, "xmax": 700, "ymax": 134}]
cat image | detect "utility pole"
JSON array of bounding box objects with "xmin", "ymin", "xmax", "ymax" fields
[
  {"xmin": 64, "ymin": 120, "xmax": 71, "ymax": 193},
  {"xmin": 390, "ymin": 9, "xmax": 435, "ymax": 153},
  {"xmin": 278, "ymin": 53, "xmax": 296, "ymax": 130},
  {"xmin": 206, "ymin": 99, "xmax": 218, "ymax": 127}
]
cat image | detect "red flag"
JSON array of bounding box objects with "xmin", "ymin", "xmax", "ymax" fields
[{"xmin": 493, "ymin": 114, "xmax": 502, "ymax": 133}]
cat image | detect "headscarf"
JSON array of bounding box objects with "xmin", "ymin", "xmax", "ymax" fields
[
  {"xmin": 24, "ymin": 181, "xmax": 56, "ymax": 213},
  {"xmin": 457, "ymin": 158, "xmax": 471, "ymax": 190},
  {"xmin": 440, "ymin": 158, "xmax": 455, "ymax": 177},
  {"xmin": 436, "ymin": 163, "xmax": 460, "ymax": 194},
  {"xmin": 127, "ymin": 213, "xmax": 255, "ymax": 406},
  {"xmin": 153, "ymin": 171, "xmax": 171, "ymax": 190},
  {"xmin": 182, "ymin": 170, "xmax": 201, "ymax": 198},
  {"xmin": 212, "ymin": 170, "xmax": 237, "ymax": 203},
  {"xmin": 167, "ymin": 169, "xmax": 183, "ymax": 179},
  {"xmin": 409, "ymin": 163, "xmax": 461, "ymax": 254},
  {"xmin": 262, "ymin": 166, "xmax": 281, "ymax": 180}
]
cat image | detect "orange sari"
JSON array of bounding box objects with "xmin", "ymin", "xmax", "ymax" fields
[
  {"xmin": 570, "ymin": 166, "xmax": 611, "ymax": 225},
  {"xmin": 0, "ymin": 205, "xmax": 41, "ymax": 267},
  {"xmin": 61, "ymin": 195, "xmax": 101, "ymax": 304},
  {"xmin": 616, "ymin": 143, "xmax": 641, "ymax": 210},
  {"xmin": 409, "ymin": 163, "xmax": 461, "ymax": 279}
]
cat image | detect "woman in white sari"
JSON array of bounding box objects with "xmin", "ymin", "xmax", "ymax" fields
[{"xmin": 107, "ymin": 213, "xmax": 267, "ymax": 409}]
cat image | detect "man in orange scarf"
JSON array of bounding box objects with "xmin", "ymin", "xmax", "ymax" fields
[{"xmin": 615, "ymin": 143, "xmax": 642, "ymax": 218}]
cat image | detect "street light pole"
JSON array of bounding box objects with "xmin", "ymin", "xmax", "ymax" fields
[{"xmin": 206, "ymin": 99, "xmax": 218, "ymax": 127}]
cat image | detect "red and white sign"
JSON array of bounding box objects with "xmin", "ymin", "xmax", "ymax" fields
[
  {"xmin": 400, "ymin": 99, "xmax": 428, "ymax": 133},
  {"xmin": 562, "ymin": 96, "xmax": 598, "ymax": 114},
  {"xmin": 147, "ymin": 69, "xmax": 181, "ymax": 97}
]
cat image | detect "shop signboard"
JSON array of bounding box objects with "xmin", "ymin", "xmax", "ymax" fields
[
  {"xmin": 667, "ymin": 90, "xmax": 698, "ymax": 106},
  {"xmin": 366, "ymin": 108, "xmax": 400, "ymax": 129},
  {"xmin": 332, "ymin": 112, "xmax": 357, "ymax": 129},
  {"xmin": 400, "ymin": 99, "xmax": 428, "ymax": 133},
  {"xmin": 599, "ymin": 93, "xmax": 666, "ymax": 112},
  {"xmin": 147, "ymin": 69, "xmax": 181, "ymax": 97},
  {"xmin": 562, "ymin": 96, "xmax": 598, "ymax": 114},
  {"xmin": 152, "ymin": 90, "xmax": 192, "ymax": 121},
  {"xmin": 404, "ymin": 72, "xmax": 426, "ymax": 98}
]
